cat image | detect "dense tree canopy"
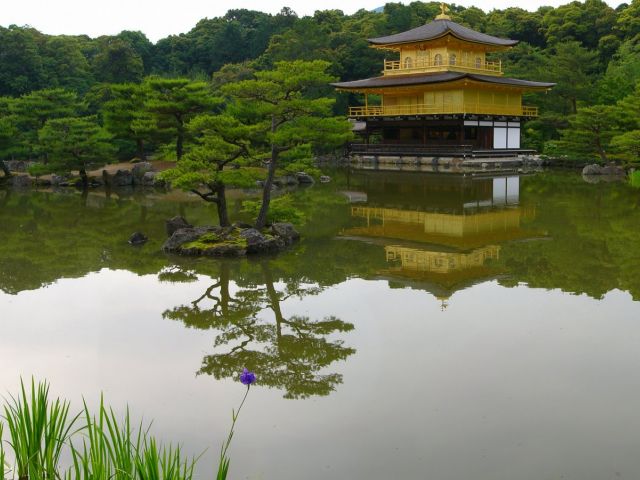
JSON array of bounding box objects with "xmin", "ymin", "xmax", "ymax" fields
[
  {"xmin": 1, "ymin": 0, "xmax": 640, "ymax": 165},
  {"xmin": 37, "ymin": 116, "xmax": 115, "ymax": 186}
]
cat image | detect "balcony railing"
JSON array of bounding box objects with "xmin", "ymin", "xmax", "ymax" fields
[
  {"xmin": 384, "ymin": 58, "xmax": 502, "ymax": 76},
  {"xmin": 349, "ymin": 103, "xmax": 538, "ymax": 118},
  {"xmin": 350, "ymin": 143, "xmax": 474, "ymax": 157}
]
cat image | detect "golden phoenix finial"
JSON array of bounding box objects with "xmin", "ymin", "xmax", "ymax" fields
[{"xmin": 435, "ymin": 2, "xmax": 451, "ymax": 20}]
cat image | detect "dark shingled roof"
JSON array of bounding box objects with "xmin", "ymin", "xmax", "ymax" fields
[
  {"xmin": 332, "ymin": 72, "xmax": 555, "ymax": 90},
  {"xmin": 368, "ymin": 19, "xmax": 518, "ymax": 47}
]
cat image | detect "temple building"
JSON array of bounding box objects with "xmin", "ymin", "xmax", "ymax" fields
[{"xmin": 332, "ymin": 4, "xmax": 555, "ymax": 156}]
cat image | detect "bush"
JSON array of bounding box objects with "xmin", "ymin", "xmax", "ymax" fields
[
  {"xmin": 27, "ymin": 163, "xmax": 53, "ymax": 178},
  {"xmin": 242, "ymin": 194, "xmax": 306, "ymax": 225}
]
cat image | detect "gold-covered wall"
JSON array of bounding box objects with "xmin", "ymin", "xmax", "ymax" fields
[
  {"xmin": 350, "ymin": 81, "xmax": 533, "ymax": 117},
  {"xmin": 382, "ymin": 37, "xmax": 500, "ymax": 76}
]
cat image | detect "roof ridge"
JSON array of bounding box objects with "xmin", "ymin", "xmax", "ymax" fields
[
  {"xmin": 331, "ymin": 71, "xmax": 555, "ymax": 90},
  {"xmin": 367, "ymin": 18, "xmax": 518, "ymax": 47}
]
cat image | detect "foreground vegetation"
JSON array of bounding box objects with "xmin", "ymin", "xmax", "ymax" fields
[
  {"xmin": 1, "ymin": 0, "xmax": 640, "ymax": 174},
  {"xmin": 0, "ymin": 378, "xmax": 254, "ymax": 480}
]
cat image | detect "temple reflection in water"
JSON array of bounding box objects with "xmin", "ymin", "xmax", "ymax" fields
[{"xmin": 342, "ymin": 171, "xmax": 541, "ymax": 304}]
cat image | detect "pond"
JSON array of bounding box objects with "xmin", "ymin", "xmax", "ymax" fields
[{"xmin": 1, "ymin": 170, "xmax": 639, "ymax": 479}]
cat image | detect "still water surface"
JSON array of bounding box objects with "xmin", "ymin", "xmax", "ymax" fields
[{"xmin": 1, "ymin": 170, "xmax": 639, "ymax": 479}]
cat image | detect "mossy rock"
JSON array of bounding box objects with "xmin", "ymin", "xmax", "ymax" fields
[
  {"xmin": 182, "ymin": 236, "xmax": 248, "ymax": 251},
  {"xmin": 162, "ymin": 222, "xmax": 299, "ymax": 258},
  {"xmin": 179, "ymin": 230, "xmax": 249, "ymax": 257},
  {"xmin": 195, "ymin": 232, "xmax": 222, "ymax": 244}
]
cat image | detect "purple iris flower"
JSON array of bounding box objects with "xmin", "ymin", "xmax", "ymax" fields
[{"xmin": 240, "ymin": 368, "xmax": 256, "ymax": 386}]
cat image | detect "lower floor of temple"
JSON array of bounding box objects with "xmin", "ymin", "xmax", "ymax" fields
[{"xmin": 350, "ymin": 116, "xmax": 532, "ymax": 156}]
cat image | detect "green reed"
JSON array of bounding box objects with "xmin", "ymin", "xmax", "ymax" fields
[
  {"xmin": 66, "ymin": 398, "xmax": 140, "ymax": 480},
  {"xmin": 134, "ymin": 438, "xmax": 196, "ymax": 480},
  {"xmin": 68, "ymin": 399, "xmax": 196, "ymax": 480},
  {"xmin": 630, "ymin": 170, "xmax": 640, "ymax": 188},
  {"xmin": 3, "ymin": 378, "xmax": 78, "ymax": 479},
  {"xmin": 1, "ymin": 421, "xmax": 7, "ymax": 480},
  {"xmin": 2, "ymin": 380, "xmax": 198, "ymax": 480}
]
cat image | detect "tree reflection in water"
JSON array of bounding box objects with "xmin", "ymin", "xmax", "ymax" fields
[{"xmin": 162, "ymin": 261, "xmax": 355, "ymax": 399}]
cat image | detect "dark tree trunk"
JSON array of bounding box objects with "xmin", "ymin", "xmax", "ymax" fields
[
  {"xmin": 176, "ymin": 120, "xmax": 185, "ymax": 160},
  {"xmin": 595, "ymin": 136, "xmax": 608, "ymax": 163},
  {"xmin": 79, "ymin": 168, "xmax": 89, "ymax": 190},
  {"xmin": 255, "ymin": 116, "xmax": 278, "ymax": 230},
  {"xmin": 176, "ymin": 134, "xmax": 184, "ymax": 160},
  {"xmin": 216, "ymin": 182, "xmax": 230, "ymax": 227},
  {"xmin": 136, "ymin": 138, "xmax": 146, "ymax": 161},
  {"xmin": 597, "ymin": 149, "xmax": 608, "ymax": 163},
  {"xmin": 0, "ymin": 159, "xmax": 11, "ymax": 177}
]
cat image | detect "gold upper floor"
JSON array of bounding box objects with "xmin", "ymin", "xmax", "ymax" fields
[{"xmin": 380, "ymin": 39, "xmax": 503, "ymax": 77}]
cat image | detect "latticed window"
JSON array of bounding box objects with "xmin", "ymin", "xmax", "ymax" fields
[
  {"xmin": 475, "ymin": 57, "xmax": 482, "ymax": 68},
  {"xmin": 434, "ymin": 54, "xmax": 442, "ymax": 66},
  {"xmin": 416, "ymin": 50, "xmax": 429, "ymax": 67},
  {"xmin": 404, "ymin": 57, "xmax": 413, "ymax": 68},
  {"xmin": 449, "ymin": 54, "xmax": 457, "ymax": 65}
]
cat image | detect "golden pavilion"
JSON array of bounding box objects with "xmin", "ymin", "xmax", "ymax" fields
[{"xmin": 332, "ymin": 4, "xmax": 555, "ymax": 155}]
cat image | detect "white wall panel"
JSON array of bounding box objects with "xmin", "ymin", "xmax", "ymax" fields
[
  {"xmin": 493, "ymin": 127, "xmax": 507, "ymax": 148},
  {"xmin": 507, "ymin": 127, "xmax": 521, "ymax": 148}
]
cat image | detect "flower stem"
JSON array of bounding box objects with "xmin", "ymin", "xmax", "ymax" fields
[{"xmin": 216, "ymin": 385, "xmax": 250, "ymax": 480}]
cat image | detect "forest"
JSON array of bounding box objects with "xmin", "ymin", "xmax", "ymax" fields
[{"xmin": 1, "ymin": 0, "xmax": 640, "ymax": 167}]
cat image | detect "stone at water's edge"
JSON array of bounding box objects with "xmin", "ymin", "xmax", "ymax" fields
[
  {"xmin": 582, "ymin": 164, "xmax": 602, "ymax": 175},
  {"xmin": 11, "ymin": 175, "xmax": 32, "ymax": 189},
  {"xmin": 166, "ymin": 216, "xmax": 193, "ymax": 237},
  {"xmin": 240, "ymin": 228, "xmax": 285, "ymax": 254},
  {"xmin": 141, "ymin": 171, "xmax": 165, "ymax": 187},
  {"xmin": 128, "ymin": 232, "xmax": 148, "ymax": 246},
  {"xmin": 112, "ymin": 170, "xmax": 134, "ymax": 187},
  {"xmin": 273, "ymin": 175, "xmax": 298, "ymax": 187},
  {"xmin": 51, "ymin": 174, "xmax": 66, "ymax": 186},
  {"xmin": 132, "ymin": 162, "xmax": 153, "ymax": 179},
  {"xmin": 296, "ymin": 172, "xmax": 315, "ymax": 184},
  {"xmin": 271, "ymin": 222, "xmax": 300, "ymax": 245},
  {"xmin": 162, "ymin": 226, "xmax": 221, "ymax": 253},
  {"xmin": 4, "ymin": 160, "xmax": 35, "ymax": 173},
  {"xmin": 161, "ymin": 222, "xmax": 300, "ymax": 257},
  {"xmin": 601, "ymin": 164, "xmax": 626, "ymax": 175},
  {"xmin": 582, "ymin": 163, "xmax": 626, "ymax": 176}
]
